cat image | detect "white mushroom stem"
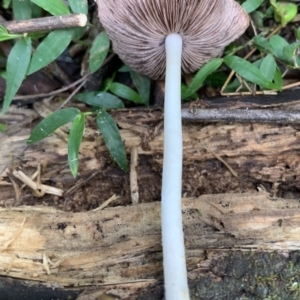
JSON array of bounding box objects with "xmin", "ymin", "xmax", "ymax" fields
[{"xmin": 162, "ymin": 33, "xmax": 190, "ymax": 300}]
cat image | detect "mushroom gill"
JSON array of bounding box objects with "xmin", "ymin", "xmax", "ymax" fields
[{"xmin": 97, "ymin": 0, "xmax": 249, "ymax": 79}]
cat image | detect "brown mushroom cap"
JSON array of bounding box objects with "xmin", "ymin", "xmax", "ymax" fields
[{"xmin": 97, "ymin": 0, "xmax": 249, "ymax": 80}]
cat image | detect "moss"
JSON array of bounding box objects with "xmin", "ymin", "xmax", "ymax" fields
[{"xmin": 189, "ymin": 251, "xmax": 300, "ymax": 300}]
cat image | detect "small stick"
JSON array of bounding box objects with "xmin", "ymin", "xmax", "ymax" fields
[
  {"xmin": 55, "ymin": 75, "xmax": 88, "ymax": 111},
  {"xmin": 182, "ymin": 108, "xmax": 300, "ymax": 124},
  {"xmin": 130, "ymin": 146, "xmax": 139, "ymax": 204},
  {"xmin": 204, "ymin": 146, "xmax": 238, "ymax": 178},
  {"xmin": 222, "ymin": 81, "xmax": 300, "ymax": 96},
  {"xmin": 2, "ymin": 13, "xmax": 87, "ymax": 34},
  {"xmin": 13, "ymin": 73, "xmax": 90, "ymax": 100}
]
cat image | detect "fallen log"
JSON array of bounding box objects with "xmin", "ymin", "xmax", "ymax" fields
[{"xmin": 1, "ymin": 193, "xmax": 300, "ymax": 299}]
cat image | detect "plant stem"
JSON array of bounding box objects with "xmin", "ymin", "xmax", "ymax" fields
[{"xmin": 162, "ymin": 33, "xmax": 190, "ymax": 300}]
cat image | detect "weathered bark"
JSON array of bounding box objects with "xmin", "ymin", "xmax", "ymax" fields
[
  {"xmin": 2, "ymin": 95, "xmax": 300, "ymax": 204},
  {"xmin": 1, "ymin": 193, "xmax": 300, "ymax": 299},
  {"xmin": 1, "ymin": 91, "xmax": 300, "ymax": 299}
]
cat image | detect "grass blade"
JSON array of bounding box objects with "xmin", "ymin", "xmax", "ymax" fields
[
  {"xmin": 27, "ymin": 29, "xmax": 73, "ymax": 75},
  {"xmin": 130, "ymin": 70, "xmax": 150, "ymax": 106},
  {"xmin": 68, "ymin": 113, "xmax": 85, "ymax": 177},
  {"xmin": 69, "ymin": 0, "xmax": 88, "ymax": 14},
  {"xmin": 27, "ymin": 108, "xmax": 80, "ymax": 143},
  {"xmin": 182, "ymin": 58, "xmax": 223, "ymax": 99},
  {"xmin": 2, "ymin": 37, "xmax": 31, "ymax": 114},
  {"xmin": 75, "ymin": 91, "xmax": 125, "ymax": 109},
  {"xmin": 224, "ymin": 55, "xmax": 277, "ymax": 90},
  {"xmin": 12, "ymin": 0, "xmax": 31, "ymax": 20},
  {"xmin": 109, "ymin": 82, "xmax": 142, "ymax": 104},
  {"xmin": 242, "ymin": 0, "xmax": 263, "ymax": 13},
  {"xmin": 89, "ymin": 31, "xmax": 110, "ymax": 73},
  {"xmin": 97, "ymin": 109, "xmax": 128, "ymax": 172},
  {"xmin": 30, "ymin": 0, "xmax": 69, "ymax": 15}
]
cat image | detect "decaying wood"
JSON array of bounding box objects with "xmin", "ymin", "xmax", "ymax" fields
[
  {"xmin": 0, "ymin": 193, "xmax": 300, "ymax": 299},
  {"xmin": 2, "ymin": 95, "xmax": 300, "ymax": 203},
  {"xmin": 1, "ymin": 92, "xmax": 300, "ymax": 298}
]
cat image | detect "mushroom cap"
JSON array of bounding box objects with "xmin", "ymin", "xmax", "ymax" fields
[{"xmin": 97, "ymin": 0, "xmax": 249, "ymax": 80}]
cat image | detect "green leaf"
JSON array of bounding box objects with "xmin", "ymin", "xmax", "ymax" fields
[
  {"xmin": 89, "ymin": 31, "xmax": 110, "ymax": 73},
  {"xmin": 181, "ymin": 83, "xmax": 197, "ymax": 100},
  {"xmin": 130, "ymin": 70, "xmax": 150, "ymax": 106},
  {"xmin": 27, "ymin": 29, "xmax": 73, "ymax": 75},
  {"xmin": 0, "ymin": 25, "xmax": 23, "ymax": 42},
  {"xmin": 97, "ymin": 109, "xmax": 128, "ymax": 172},
  {"xmin": 117, "ymin": 66, "xmax": 150, "ymax": 105},
  {"xmin": 271, "ymin": 0, "xmax": 298, "ymax": 27},
  {"xmin": 260, "ymin": 54, "xmax": 276, "ymax": 81},
  {"xmin": 242, "ymin": 0, "xmax": 263, "ymax": 13},
  {"xmin": 3, "ymin": 0, "xmax": 12, "ymax": 9},
  {"xmin": 295, "ymin": 26, "xmax": 300, "ymax": 41},
  {"xmin": 0, "ymin": 123, "xmax": 7, "ymax": 132},
  {"xmin": 72, "ymin": 27, "xmax": 86, "ymax": 41},
  {"xmin": 224, "ymin": 55, "xmax": 277, "ymax": 90},
  {"xmin": 269, "ymin": 35, "xmax": 289, "ymax": 60},
  {"xmin": 282, "ymin": 42, "xmax": 300, "ymax": 65},
  {"xmin": 251, "ymin": 11, "xmax": 265, "ymax": 28},
  {"xmin": 31, "ymin": 2, "xmax": 43, "ymax": 18},
  {"xmin": 68, "ymin": 113, "xmax": 85, "ymax": 177},
  {"xmin": 74, "ymin": 91, "xmax": 125, "ymax": 109},
  {"xmin": 27, "ymin": 108, "xmax": 80, "ymax": 143},
  {"xmin": 274, "ymin": 67, "xmax": 282, "ymax": 91},
  {"xmin": 253, "ymin": 35, "xmax": 277, "ymax": 56},
  {"xmin": 109, "ymin": 82, "xmax": 142, "ymax": 104},
  {"xmin": 182, "ymin": 58, "xmax": 223, "ymax": 99},
  {"xmin": 13, "ymin": 0, "xmax": 32, "ymax": 20},
  {"xmin": 118, "ymin": 65, "xmax": 131, "ymax": 72},
  {"xmin": 2, "ymin": 37, "xmax": 31, "ymax": 115},
  {"xmin": 30, "ymin": 0, "xmax": 70, "ymax": 15},
  {"xmin": 269, "ymin": 35, "xmax": 289, "ymax": 49},
  {"xmin": 69, "ymin": 0, "xmax": 88, "ymax": 14},
  {"xmin": 204, "ymin": 72, "xmax": 228, "ymax": 88}
]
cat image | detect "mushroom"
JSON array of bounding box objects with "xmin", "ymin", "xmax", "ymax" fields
[{"xmin": 96, "ymin": 0, "xmax": 249, "ymax": 299}]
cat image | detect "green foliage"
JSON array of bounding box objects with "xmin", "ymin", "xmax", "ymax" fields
[
  {"xmin": 182, "ymin": 58, "xmax": 223, "ymax": 99},
  {"xmin": 3, "ymin": 37, "xmax": 31, "ymax": 114},
  {"xmin": 69, "ymin": 0, "xmax": 88, "ymax": 14},
  {"xmin": 96, "ymin": 110, "xmax": 128, "ymax": 172},
  {"xmin": 68, "ymin": 113, "xmax": 85, "ymax": 177},
  {"xmin": 260, "ymin": 54, "xmax": 277, "ymax": 81},
  {"xmin": 108, "ymin": 82, "xmax": 143, "ymax": 104},
  {"xmin": 27, "ymin": 29, "xmax": 74, "ymax": 75},
  {"xmin": 27, "ymin": 108, "xmax": 80, "ymax": 143},
  {"xmin": 2, "ymin": 0, "xmax": 300, "ymax": 176},
  {"xmin": 254, "ymin": 35, "xmax": 300, "ymax": 68},
  {"xmin": 0, "ymin": 123, "xmax": 7, "ymax": 132},
  {"xmin": 12, "ymin": 0, "xmax": 31, "ymax": 20},
  {"xmin": 129, "ymin": 70, "xmax": 151, "ymax": 106},
  {"xmin": 242, "ymin": 0, "xmax": 263, "ymax": 14},
  {"xmin": 27, "ymin": 108, "xmax": 88, "ymax": 178},
  {"xmin": 30, "ymin": 0, "xmax": 70, "ymax": 15},
  {"xmin": 2, "ymin": 0, "xmax": 11, "ymax": 9},
  {"xmin": 270, "ymin": 0, "xmax": 298, "ymax": 27},
  {"xmin": 224, "ymin": 55, "xmax": 277, "ymax": 89},
  {"xmin": 118, "ymin": 66, "xmax": 151, "ymax": 105},
  {"xmin": 89, "ymin": 31, "xmax": 110, "ymax": 73},
  {"xmin": 0, "ymin": 25, "xmax": 23, "ymax": 42},
  {"xmin": 74, "ymin": 92, "xmax": 125, "ymax": 109}
]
